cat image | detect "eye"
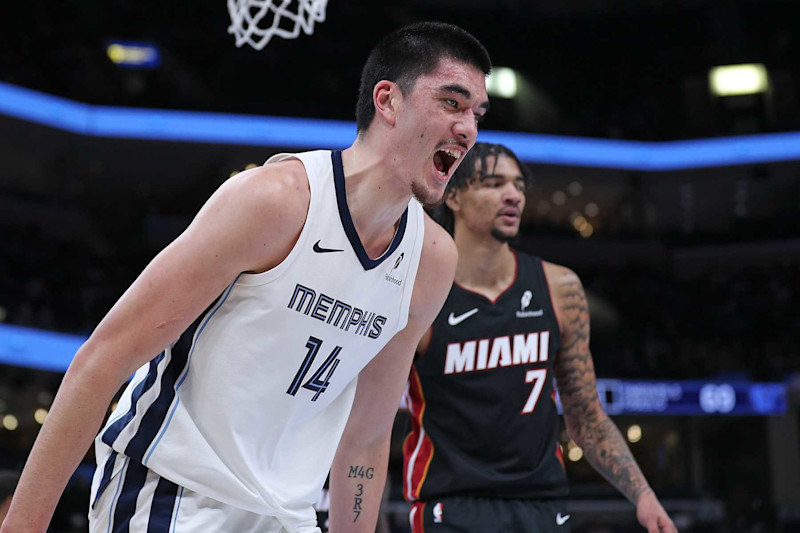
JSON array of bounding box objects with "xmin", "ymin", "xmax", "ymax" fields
[
  {"xmin": 475, "ymin": 114, "xmax": 485, "ymax": 124},
  {"xmin": 445, "ymin": 99, "xmax": 458, "ymax": 108}
]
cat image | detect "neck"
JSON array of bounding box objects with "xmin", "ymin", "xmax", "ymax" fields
[
  {"xmin": 340, "ymin": 138, "xmax": 412, "ymax": 259},
  {"xmin": 453, "ymin": 227, "xmax": 517, "ymax": 301}
]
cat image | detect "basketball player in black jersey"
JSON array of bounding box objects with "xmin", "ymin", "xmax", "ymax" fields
[{"xmin": 402, "ymin": 143, "xmax": 677, "ymax": 532}]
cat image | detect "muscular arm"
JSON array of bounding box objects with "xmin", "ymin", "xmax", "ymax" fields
[
  {"xmin": 1, "ymin": 162, "xmax": 310, "ymax": 533},
  {"xmin": 329, "ymin": 218, "xmax": 457, "ymax": 533},
  {"xmin": 546, "ymin": 263, "xmax": 676, "ymax": 532}
]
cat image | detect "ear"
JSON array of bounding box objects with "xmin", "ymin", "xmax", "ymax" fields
[
  {"xmin": 444, "ymin": 188, "xmax": 461, "ymax": 213},
  {"xmin": 373, "ymin": 80, "xmax": 399, "ymax": 127}
]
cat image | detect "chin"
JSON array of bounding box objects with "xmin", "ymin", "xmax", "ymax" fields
[
  {"xmin": 411, "ymin": 181, "xmax": 446, "ymax": 209},
  {"xmin": 490, "ymin": 227, "xmax": 519, "ymax": 244}
]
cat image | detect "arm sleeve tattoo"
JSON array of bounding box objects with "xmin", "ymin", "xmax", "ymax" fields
[{"xmin": 553, "ymin": 267, "xmax": 652, "ymax": 504}]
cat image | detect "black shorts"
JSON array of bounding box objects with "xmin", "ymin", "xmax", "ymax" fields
[{"xmin": 410, "ymin": 496, "xmax": 571, "ymax": 533}]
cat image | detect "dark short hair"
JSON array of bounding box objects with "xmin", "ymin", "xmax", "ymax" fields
[
  {"xmin": 0, "ymin": 470, "xmax": 20, "ymax": 501},
  {"xmin": 433, "ymin": 142, "xmax": 534, "ymax": 235},
  {"xmin": 355, "ymin": 21, "xmax": 491, "ymax": 134}
]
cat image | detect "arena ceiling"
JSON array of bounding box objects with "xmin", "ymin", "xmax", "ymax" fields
[
  {"xmin": 0, "ymin": 0, "xmax": 798, "ymax": 246},
  {"xmin": 2, "ymin": 0, "xmax": 798, "ymax": 139}
]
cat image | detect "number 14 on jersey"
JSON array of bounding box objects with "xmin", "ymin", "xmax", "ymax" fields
[{"xmin": 286, "ymin": 336, "xmax": 342, "ymax": 401}]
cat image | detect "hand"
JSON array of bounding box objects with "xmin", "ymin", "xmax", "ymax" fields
[{"xmin": 636, "ymin": 489, "xmax": 678, "ymax": 533}]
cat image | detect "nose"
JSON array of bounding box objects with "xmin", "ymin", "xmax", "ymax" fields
[
  {"xmin": 502, "ymin": 182, "xmax": 524, "ymax": 206},
  {"xmin": 452, "ymin": 111, "xmax": 478, "ymax": 146}
]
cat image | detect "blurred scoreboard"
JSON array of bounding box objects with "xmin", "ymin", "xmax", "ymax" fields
[{"xmin": 575, "ymin": 379, "xmax": 788, "ymax": 416}]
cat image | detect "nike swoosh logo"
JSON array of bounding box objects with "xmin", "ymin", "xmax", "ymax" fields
[
  {"xmin": 447, "ymin": 308, "xmax": 478, "ymax": 326},
  {"xmin": 556, "ymin": 513, "xmax": 570, "ymax": 525},
  {"xmin": 313, "ymin": 240, "xmax": 344, "ymax": 253}
]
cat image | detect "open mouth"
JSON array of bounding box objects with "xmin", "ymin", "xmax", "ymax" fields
[
  {"xmin": 433, "ymin": 149, "xmax": 459, "ymax": 176},
  {"xmin": 499, "ymin": 209, "xmax": 520, "ymax": 222}
]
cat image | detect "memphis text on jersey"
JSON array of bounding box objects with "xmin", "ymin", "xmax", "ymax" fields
[
  {"xmin": 444, "ymin": 331, "xmax": 550, "ymax": 375},
  {"xmin": 288, "ymin": 283, "xmax": 387, "ymax": 339}
]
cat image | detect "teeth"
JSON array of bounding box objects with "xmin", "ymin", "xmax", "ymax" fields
[{"xmin": 441, "ymin": 148, "xmax": 460, "ymax": 159}]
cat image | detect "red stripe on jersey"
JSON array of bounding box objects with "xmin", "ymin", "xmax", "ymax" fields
[
  {"xmin": 552, "ymin": 390, "xmax": 566, "ymax": 469},
  {"xmin": 403, "ymin": 365, "xmax": 435, "ymax": 501},
  {"xmin": 410, "ymin": 501, "xmax": 426, "ymax": 532}
]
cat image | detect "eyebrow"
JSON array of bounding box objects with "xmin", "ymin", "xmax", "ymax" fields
[{"xmin": 439, "ymin": 84, "xmax": 491, "ymax": 111}]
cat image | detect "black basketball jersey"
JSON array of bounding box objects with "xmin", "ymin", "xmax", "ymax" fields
[{"xmin": 403, "ymin": 251, "xmax": 569, "ymax": 501}]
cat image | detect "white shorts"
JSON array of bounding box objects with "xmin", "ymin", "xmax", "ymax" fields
[{"xmin": 89, "ymin": 454, "xmax": 321, "ymax": 533}]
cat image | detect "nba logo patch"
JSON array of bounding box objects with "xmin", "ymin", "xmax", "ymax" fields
[{"xmin": 433, "ymin": 502, "xmax": 443, "ymax": 524}]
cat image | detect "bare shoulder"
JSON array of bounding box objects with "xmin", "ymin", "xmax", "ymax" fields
[
  {"xmin": 418, "ymin": 214, "xmax": 458, "ymax": 285},
  {"xmin": 186, "ymin": 159, "xmax": 311, "ymax": 273},
  {"xmin": 543, "ymin": 260, "xmax": 589, "ymax": 337},
  {"xmin": 409, "ymin": 213, "xmax": 458, "ymax": 317},
  {"xmin": 543, "ymin": 260, "xmax": 584, "ymax": 297},
  {"xmin": 228, "ymin": 159, "xmax": 309, "ymax": 215}
]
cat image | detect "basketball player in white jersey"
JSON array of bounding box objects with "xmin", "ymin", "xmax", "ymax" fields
[{"xmin": 2, "ymin": 22, "xmax": 491, "ymax": 533}]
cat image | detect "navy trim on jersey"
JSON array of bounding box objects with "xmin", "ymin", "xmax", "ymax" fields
[
  {"xmin": 147, "ymin": 476, "xmax": 180, "ymax": 532},
  {"xmin": 92, "ymin": 450, "xmax": 119, "ymax": 509},
  {"xmin": 112, "ymin": 458, "xmax": 149, "ymax": 533},
  {"xmin": 98, "ymin": 276, "xmax": 240, "ymax": 465},
  {"xmin": 140, "ymin": 275, "xmax": 242, "ymax": 465},
  {"xmin": 101, "ymin": 354, "xmax": 166, "ymax": 447},
  {"xmin": 125, "ymin": 345, "xmax": 189, "ymax": 462},
  {"xmin": 331, "ymin": 150, "xmax": 408, "ymax": 271}
]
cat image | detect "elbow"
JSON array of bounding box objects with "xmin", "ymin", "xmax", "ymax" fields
[
  {"xmin": 65, "ymin": 338, "xmax": 137, "ymax": 393},
  {"xmin": 563, "ymin": 400, "xmax": 608, "ymax": 444}
]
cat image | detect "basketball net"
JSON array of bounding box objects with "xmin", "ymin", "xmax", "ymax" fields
[{"xmin": 227, "ymin": 0, "xmax": 328, "ymax": 50}]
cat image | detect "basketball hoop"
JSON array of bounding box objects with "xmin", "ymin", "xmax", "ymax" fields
[{"xmin": 227, "ymin": 0, "xmax": 328, "ymax": 50}]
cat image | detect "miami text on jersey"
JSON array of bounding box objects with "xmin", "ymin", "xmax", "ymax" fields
[
  {"xmin": 287, "ymin": 283, "xmax": 387, "ymax": 339},
  {"xmin": 444, "ymin": 331, "xmax": 551, "ymax": 375}
]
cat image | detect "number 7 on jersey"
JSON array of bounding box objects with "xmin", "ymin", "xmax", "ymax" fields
[{"xmin": 522, "ymin": 368, "xmax": 547, "ymax": 414}]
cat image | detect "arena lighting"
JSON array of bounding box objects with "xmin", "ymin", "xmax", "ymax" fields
[
  {"xmin": 485, "ymin": 67, "xmax": 518, "ymax": 98},
  {"xmin": 567, "ymin": 445, "xmax": 583, "ymax": 462},
  {"xmin": 34, "ymin": 408, "xmax": 48, "ymax": 425},
  {"xmin": 627, "ymin": 424, "xmax": 642, "ymax": 443},
  {"xmin": 2, "ymin": 414, "xmax": 19, "ymax": 431},
  {"xmin": 709, "ymin": 63, "xmax": 768, "ymax": 97},
  {"xmin": 3, "ymin": 81, "xmax": 800, "ymax": 170},
  {"xmin": 0, "ymin": 323, "xmax": 85, "ymax": 372},
  {"xmin": 106, "ymin": 41, "xmax": 161, "ymax": 69}
]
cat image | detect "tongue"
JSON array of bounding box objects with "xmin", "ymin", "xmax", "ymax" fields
[{"xmin": 433, "ymin": 151, "xmax": 445, "ymax": 172}]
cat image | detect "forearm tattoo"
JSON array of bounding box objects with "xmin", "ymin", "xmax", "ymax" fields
[
  {"xmin": 353, "ymin": 483, "xmax": 363, "ymax": 522},
  {"xmin": 554, "ymin": 270, "xmax": 650, "ymax": 504},
  {"xmin": 347, "ymin": 465, "xmax": 375, "ymax": 523},
  {"xmin": 579, "ymin": 418, "xmax": 651, "ymax": 503}
]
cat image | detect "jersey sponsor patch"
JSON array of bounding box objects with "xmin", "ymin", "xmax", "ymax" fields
[
  {"xmin": 516, "ymin": 289, "xmax": 543, "ymax": 318},
  {"xmin": 444, "ymin": 331, "xmax": 550, "ymax": 374},
  {"xmin": 383, "ymin": 252, "xmax": 406, "ymax": 286}
]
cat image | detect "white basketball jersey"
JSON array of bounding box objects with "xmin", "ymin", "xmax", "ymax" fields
[{"xmin": 92, "ymin": 150, "xmax": 425, "ymax": 530}]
